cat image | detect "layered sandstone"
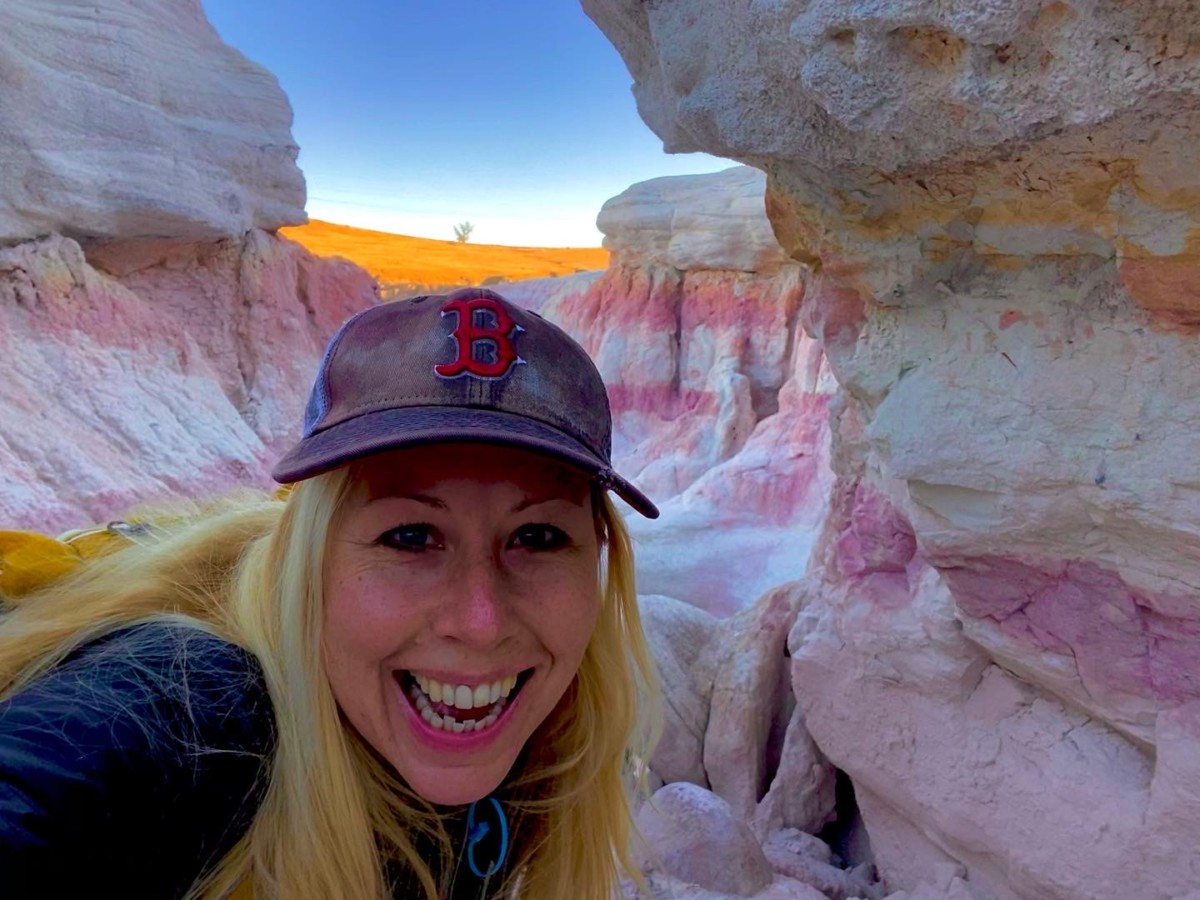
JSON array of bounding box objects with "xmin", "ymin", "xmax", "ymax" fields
[
  {"xmin": 0, "ymin": 0, "xmax": 305, "ymax": 243},
  {"xmin": 0, "ymin": 0, "xmax": 370, "ymax": 532},
  {"xmin": 585, "ymin": 1, "xmax": 1200, "ymax": 898},
  {"xmin": 506, "ymin": 168, "xmax": 847, "ymax": 896},
  {"xmin": 0, "ymin": 231, "xmax": 374, "ymax": 533},
  {"xmin": 510, "ymin": 167, "xmax": 836, "ymax": 616}
]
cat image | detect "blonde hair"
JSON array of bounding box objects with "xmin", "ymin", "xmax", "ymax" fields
[{"xmin": 0, "ymin": 470, "xmax": 658, "ymax": 899}]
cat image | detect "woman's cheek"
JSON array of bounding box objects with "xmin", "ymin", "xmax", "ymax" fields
[
  {"xmin": 327, "ymin": 569, "xmax": 409, "ymax": 652},
  {"xmin": 507, "ymin": 545, "xmax": 598, "ymax": 584}
]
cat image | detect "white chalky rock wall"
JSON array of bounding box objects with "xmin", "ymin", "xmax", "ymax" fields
[
  {"xmin": 0, "ymin": 0, "xmax": 370, "ymax": 531},
  {"xmin": 507, "ymin": 169, "xmax": 845, "ymax": 898},
  {"xmin": 508, "ymin": 167, "xmax": 838, "ymax": 617},
  {"xmin": 583, "ymin": 0, "xmax": 1200, "ymax": 898},
  {"xmin": 0, "ymin": 232, "xmax": 374, "ymax": 532},
  {"xmin": 0, "ymin": 0, "xmax": 306, "ymax": 243}
]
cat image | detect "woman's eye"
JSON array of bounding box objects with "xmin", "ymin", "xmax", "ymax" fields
[
  {"xmin": 378, "ymin": 524, "xmax": 439, "ymax": 552},
  {"xmin": 510, "ymin": 524, "xmax": 570, "ymax": 551}
]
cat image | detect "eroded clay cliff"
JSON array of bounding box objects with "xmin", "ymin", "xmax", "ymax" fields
[
  {"xmin": 584, "ymin": 1, "xmax": 1200, "ymax": 898},
  {"xmin": 509, "ymin": 166, "xmax": 837, "ymax": 617},
  {"xmin": 0, "ymin": 0, "xmax": 374, "ymax": 531},
  {"xmin": 0, "ymin": 232, "xmax": 373, "ymax": 532},
  {"xmin": 0, "ymin": 0, "xmax": 306, "ymax": 241}
]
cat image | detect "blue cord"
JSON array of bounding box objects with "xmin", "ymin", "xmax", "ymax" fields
[{"xmin": 465, "ymin": 796, "xmax": 509, "ymax": 879}]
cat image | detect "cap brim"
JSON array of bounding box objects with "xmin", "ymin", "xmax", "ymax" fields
[{"xmin": 271, "ymin": 406, "xmax": 659, "ymax": 519}]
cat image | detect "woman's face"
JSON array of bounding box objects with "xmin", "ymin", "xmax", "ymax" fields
[{"xmin": 323, "ymin": 443, "xmax": 602, "ymax": 805}]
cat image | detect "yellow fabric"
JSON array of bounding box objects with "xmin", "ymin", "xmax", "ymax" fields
[
  {"xmin": 0, "ymin": 524, "xmax": 136, "ymax": 603},
  {"xmin": 0, "ymin": 531, "xmax": 82, "ymax": 600}
]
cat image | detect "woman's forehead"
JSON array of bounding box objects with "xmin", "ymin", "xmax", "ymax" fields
[{"xmin": 348, "ymin": 443, "xmax": 593, "ymax": 503}]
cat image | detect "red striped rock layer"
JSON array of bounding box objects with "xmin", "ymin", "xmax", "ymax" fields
[{"xmin": 516, "ymin": 263, "xmax": 836, "ymax": 618}]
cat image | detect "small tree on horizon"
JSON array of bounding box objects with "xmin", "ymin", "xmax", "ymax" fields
[{"xmin": 454, "ymin": 221, "xmax": 474, "ymax": 243}]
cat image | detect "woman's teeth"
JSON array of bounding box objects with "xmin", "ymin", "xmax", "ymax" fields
[
  {"xmin": 407, "ymin": 671, "xmax": 520, "ymax": 734},
  {"xmin": 413, "ymin": 673, "xmax": 516, "ymax": 708}
]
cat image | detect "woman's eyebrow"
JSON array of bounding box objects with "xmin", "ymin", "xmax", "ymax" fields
[
  {"xmin": 511, "ymin": 493, "xmax": 585, "ymax": 513},
  {"xmin": 366, "ymin": 491, "xmax": 447, "ymax": 509}
]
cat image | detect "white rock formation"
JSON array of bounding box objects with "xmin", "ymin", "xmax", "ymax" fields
[
  {"xmin": 507, "ymin": 167, "xmax": 838, "ymax": 617},
  {"xmin": 760, "ymin": 829, "xmax": 879, "ymax": 900},
  {"xmin": 0, "ymin": 1, "xmax": 352, "ymax": 531},
  {"xmin": 0, "ymin": 231, "xmax": 374, "ymax": 532},
  {"xmin": 638, "ymin": 594, "xmax": 721, "ymax": 788},
  {"xmin": 581, "ymin": 0, "xmax": 1200, "ymax": 172},
  {"xmin": 584, "ymin": 1, "xmax": 1200, "ymax": 898},
  {"xmin": 635, "ymin": 584, "xmax": 838, "ymax": 834},
  {"xmin": 597, "ymin": 167, "xmax": 790, "ymax": 272},
  {"xmin": 633, "ymin": 782, "xmax": 774, "ymax": 896},
  {"xmin": 0, "ymin": 0, "xmax": 306, "ymax": 243},
  {"xmin": 703, "ymin": 583, "xmax": 808, "ymax": 829},
  {"xmin": 627, "ymin": 783, "xmax": 863, "ymax": 900}
]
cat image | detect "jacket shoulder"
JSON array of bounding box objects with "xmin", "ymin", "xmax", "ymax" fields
[{"xmin": 0, "ymin": 620, "xmax": 277, "ymax": 898}]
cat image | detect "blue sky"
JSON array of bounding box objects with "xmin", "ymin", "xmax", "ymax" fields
[{"xmin": 201, "ymin": 1, "xmax": 731, "ymax": 247}]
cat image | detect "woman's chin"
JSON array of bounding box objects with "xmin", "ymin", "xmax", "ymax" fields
[
  {"xmin": 400, "ymin": 760, "xmax": 509, "ymax": 807},
  {"xmin": 387, "ymin": 708, "xmax": 520, "ymax": 806}
]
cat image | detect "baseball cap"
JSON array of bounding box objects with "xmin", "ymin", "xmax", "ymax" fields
[{"xmin": 272, "ymin": 287, "xmax": 659, "ymax": 519}]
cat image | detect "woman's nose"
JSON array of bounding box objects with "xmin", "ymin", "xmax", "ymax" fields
[{"xmin": 432, "ymin": 551, "xmax": 513, "ymax": 647}]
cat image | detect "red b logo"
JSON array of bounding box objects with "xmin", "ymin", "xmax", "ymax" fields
[{"xmin": 434, "ymin": 296, "xmax": 525, "ymax": 379}]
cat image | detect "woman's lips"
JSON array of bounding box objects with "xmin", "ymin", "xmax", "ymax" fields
[{"xmin": 394, "ymin": 668, "xmax": 530, "ymax": 748}]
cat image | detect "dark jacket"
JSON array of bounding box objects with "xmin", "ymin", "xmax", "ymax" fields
[
  {"xmin": 0, "ymin": 623, "xmax": 274, "ymax": 898},
  {"xmin": 0, "ymin": 623, "xmax": 514, "ymax": 899}
]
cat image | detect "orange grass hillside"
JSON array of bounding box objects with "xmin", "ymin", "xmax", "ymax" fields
[{"xmin": 281, "ymin": 219, "xmax": 609, "ymax": 294}]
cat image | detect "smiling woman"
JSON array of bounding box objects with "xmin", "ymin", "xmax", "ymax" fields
[
  {"xmin": 0, "ymin": 289, "xmax": 660, "ymax": 899},
  {"xmin": 324, "ymin": 445, "xmax": 603, "ymax": 810}
]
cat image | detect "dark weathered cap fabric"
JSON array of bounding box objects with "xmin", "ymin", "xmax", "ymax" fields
[{"xmin": 272, "ymin": 287, "xmax": 658, "ymax": 518}]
